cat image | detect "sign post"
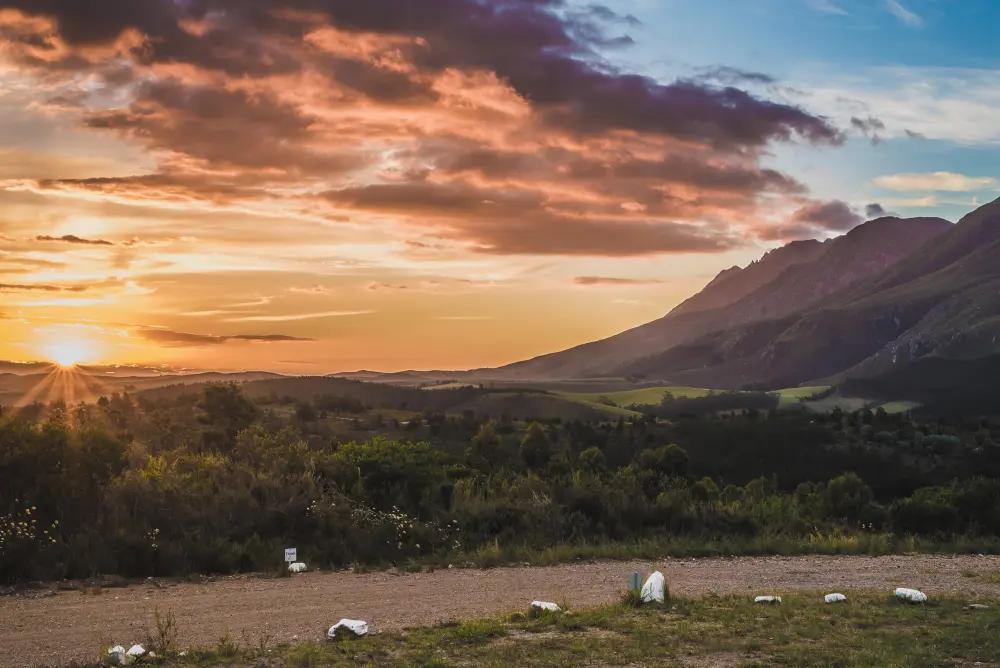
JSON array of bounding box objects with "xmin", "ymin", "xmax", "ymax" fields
[
  {"xmin": 284, "ymin": 547, "xmax": 297, "ymax": 563},
  {"xmin": 629, "ymin": 571, "xmax": 641, "ymax": 590}
]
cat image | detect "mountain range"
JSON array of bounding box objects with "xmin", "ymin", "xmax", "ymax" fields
[{"xmin": 474, "ymin": 197, "xmax": 1000, "ymax": 402}]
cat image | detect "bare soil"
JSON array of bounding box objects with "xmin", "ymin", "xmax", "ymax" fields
[{"xmin": 2, "ymin": 554, "xmax": 998, "ymax": 667}]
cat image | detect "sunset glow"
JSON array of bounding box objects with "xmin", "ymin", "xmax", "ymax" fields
[
  {"xmin": 42, "ymin": 341, "xmax": 94, "ymax": 368},
  {"xmin": 0, "ymin": 1, "xmax": 996, "ymax": 373},
  {"xmin": 34, "ymin": 324, "xmax": 105, "ymax": 368}
]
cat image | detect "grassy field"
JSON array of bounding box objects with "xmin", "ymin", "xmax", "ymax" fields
[
  {"xmin": 774, "ymin": 385, "xmax": 830, "ymax": 406},
  {"xmin": 450, "ymin": 533, "xmax": 1000, "ymax": 569},
  {"xmin": 558, "ymin": 385, "xmax": 712, "ymax": 414},
  {"xmin": 417, "ymin": 382, "xmax": 909, "ymax": 420},
  {"xmin": 126, "ymin": 593, "xmax": 999, "ymax": 668},
  {"xmin": 552, "ymin": 394, "xmax": 642, "ymax": 417},
  {"xmin": 565, "ymin": 385, "xmax": 841, "ymax": 412}
]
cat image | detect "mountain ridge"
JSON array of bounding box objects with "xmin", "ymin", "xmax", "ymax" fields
[
  {"xmin": 485, "ymin": 213, "xmax": 953, "ymax": 382},
  {"xmin": 611, "ymin": 199, "xmax": 1000, "ymax": 390}
]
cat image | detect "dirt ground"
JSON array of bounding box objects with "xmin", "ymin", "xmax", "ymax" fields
[{"xmin": 2, "ymin": 554, "xmax": 998, "ymax": 667}]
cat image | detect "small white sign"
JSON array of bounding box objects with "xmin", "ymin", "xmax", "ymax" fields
[{"xmin": 284, "ymin": 547, "xmax": 297, "ymax": 563}]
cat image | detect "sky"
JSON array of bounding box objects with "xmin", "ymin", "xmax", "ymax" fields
[{"xmin": 0, "ymin": 0, "xmax": 997, "ymax": 373}]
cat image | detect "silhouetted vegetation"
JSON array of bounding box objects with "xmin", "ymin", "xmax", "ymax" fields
[{"xmin": 2, "ymin": 383, "xmax": 1000, "ymax": 582}]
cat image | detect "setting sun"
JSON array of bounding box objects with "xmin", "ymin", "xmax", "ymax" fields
[
  {"xmin": 37, "ymin": 325, "xmax": 103, "ymax": 368},
  {"xmin": 44, "ymin": 343, "xmax": 89, "ymax": 368}
]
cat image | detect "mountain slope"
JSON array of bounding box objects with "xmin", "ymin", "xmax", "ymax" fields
[
  {"xmin": 669, "ymin": 239, "xmax": 827, "ymax": 316},
  {"xmin": 619, "ymin": 199, "xmax": 1000, "ymax": 390},
  {"xmin": 487, "ymin": 214, "xmax": 950, "ymax": 381}
]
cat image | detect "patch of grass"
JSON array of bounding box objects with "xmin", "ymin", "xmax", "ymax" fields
[
  {"xmin": 285, "ymin": 642, "xmax": 327, "ymax": 668},
  {"xmin": 447, "ymin": 618, "xmax": 507, "ymax": 642},
  {"xmin": 800, "ymin": 393, "xmax": 875, "ymax": 413},
  {"xmin": 620, "ymin": 587, "xmax": 644, "ymax": 608},
  {"xmin": 552, "ymin": 393, "xmax": 642, "ymax": 417},
  {"xmin": 145, "ymin": 608, "xmax": 179, "ymax": 655},
  {"xmin": 147, "ymin": 593, "xmax": 1000, "ymax": 668},
  {"xmin": 880, "ymin": 400, "xmax": 922, "ymax": 414},
  {"xmin": 559, "ymin": 385, "xmax": 712, "ymax": 412},
  {"xmin": 775, "ymin": 385, "xmax": 831, "ymax": 405},
  {"xmin": 436, "ymin": 533, "xmax": 1000, "ymax": 570},
  {"xmin": 214, "ymin": 632, "xmax": 239, "ymax": 658}
]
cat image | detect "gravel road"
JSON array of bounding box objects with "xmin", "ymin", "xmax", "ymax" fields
[{"xmin": 2, "ymin": 554, "xmax": 998, "ymax": 667}]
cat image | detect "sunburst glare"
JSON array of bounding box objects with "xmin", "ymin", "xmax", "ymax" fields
[{"xmin": 36, "ymin": 325, "xmax": 104, "ymax": 368}]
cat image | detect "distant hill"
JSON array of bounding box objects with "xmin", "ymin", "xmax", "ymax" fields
[{"xmin": 0, "ymin": 369, "xmax": 283, "ymax": 406}]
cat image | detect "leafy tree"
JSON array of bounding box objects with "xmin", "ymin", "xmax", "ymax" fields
[
  {"xmin": 637, "ymin": 444, "xmax": 688, "ymax": 477},
  {"xmin": 467, "ymin": 420, "xmax": 501, "ymax": 468},
  {"xmin": 333, "ymin": 437, "xmax": 445, "ymax": 513},
  {"xmin": 891, "ymin": 488, "xmax": 959, "ymax": 534},
  {"xmin": 578, "ymin": 447, "xmax": 606, "ymax": 474},
  {"xmin": 197, "ymin": 383, "xmax": 257, "ymax": 450},
  {"xmin": 823, "ymin": 473, "xmax": 874, "ymax": 520},
  {"xmin": 520, "ymin": 423, "xmax": 552, "ymax": 470},
  {"xmin": 691, "ymin": 476, "xmax": 719, "ymax": 502}
]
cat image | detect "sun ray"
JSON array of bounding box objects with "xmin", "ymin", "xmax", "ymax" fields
[
  {"xmin": 12, "ymin": 362, "xmax": 112, "ymax": 409},
  {"xmin": 74, "ymin": 367, "xmax": 110, "ymax": 403},
  {"xmin": 15, "ymin": 367, "xmax": 59, "ymax": 408}
]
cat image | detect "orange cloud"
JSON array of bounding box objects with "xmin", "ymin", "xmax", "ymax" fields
[{"xmin": 0, "ymin": 0, "xmax": 847, "ymax": 370}]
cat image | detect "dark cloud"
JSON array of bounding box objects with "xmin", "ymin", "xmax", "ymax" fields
[
  {"xmin": 5, "ymin": 0, "xmax": 840, "ymax": 149},
  {"xmin": 850, "ymin": 115, "xmax": 886, "ymax": 145},
  {"xmin": 472, "ymin": 217, "xmax": 739, "ymax": 256},
  {"xmin": 904, "ymin": 129, "xmax": 926, "ymax": 140},
  {"xmin": 0, "ymin": 0, "xmax": 177, "ymax": 46},
  {"xmin": 790, "ymin": 199, "xmax": 861, "ymax": 231},
  {"xmin": 321, "ymin": 1, "xmax": 838, "ymax": 146},
  {"xmin": 433, "ymin": 143, "xmax": 805, "ymax": 195},
  {"xmin": 139, "ymin": 328, "xmax": 314, "ymax": 346},
  {"xmin": 575, "ymin": 4, "xmax": 641, "ymax": 27},
  {"xmin": 324, "ymin": 181, "xmax": 741, "ymax": 255},
  {"xmin": 695, "ymin": 66, "xmax": 776, "ymax": 86},
  {"xmin": 761, "ymin": 199, "xmax": 865, "ymax": 241},
  {"xmin": 36, "ymin": 234, "xmax": 113, "ymax": 246},
  {"xmin": 323, "ymin": 56, "xmax": 438, "ymax": 103},
  {"xmin": 865, "ymin": 202, "xmax": 888, "ymax": 218},
  {"xmin": 83, "ymin": 79, "xmax": 363, "ymax": 176},
  {"xmin": 573, "ymin": 276, "xmax": 664, "ymax": 285}
]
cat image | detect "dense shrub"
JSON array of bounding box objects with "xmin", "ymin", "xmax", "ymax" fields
[{"xmin": 1, "ymin": 383, "xmax": 998, "ymax": 582}]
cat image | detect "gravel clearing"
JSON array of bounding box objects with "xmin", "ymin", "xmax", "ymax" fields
[{"xmin": 2, "ymin": 554, "xmax": 998, "ymax": 667}]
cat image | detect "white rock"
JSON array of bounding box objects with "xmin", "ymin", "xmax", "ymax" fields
[
  {"xmin": 968, "ymin": 603, "xmax": 989, "ymax": 610},
  {"xmin": 327, "ymin": 618, "xmax": 369, "ymax": 639},
  {"xmin": 754, "ymin": 595, "xmax": 782, "ymax": 604},
  {"xmin": 640, "ymin": 571, "xmax": 666, "ymax": 604},
  {"xmin": 824, "ymin": 593, "xmax": 847, "ymax": 604},
  {"xmin": 126, "ymin": 645, "xmax": 146, "ymax": 658},
  {"xmin": 288, "ymin": 562, "xmax": 307, "ymax": 573},
  {"xmin": 530, "ymin": 600, "xmax": 561, "ymax": 612},
  {"xmin": 894, "ymin": 587, "xmax": 927, "ymax": 603},
  {"xmin": 106, "ymin": 646, "xmax": 133, "ymax": 666}
]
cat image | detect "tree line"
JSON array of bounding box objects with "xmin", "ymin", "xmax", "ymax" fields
[{"xmin": 2, "ymin": 383, "xmax": 999, "ymax": 582}]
